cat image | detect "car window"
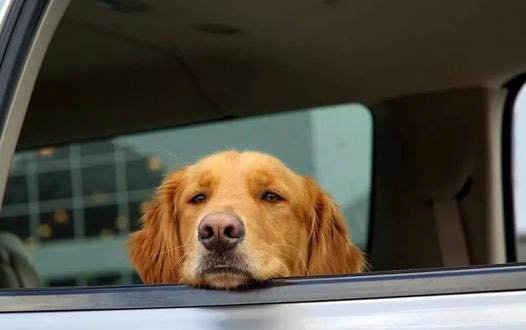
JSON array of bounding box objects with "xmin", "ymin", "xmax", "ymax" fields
[
  {"xmin": 513, "ymin": 83, "xmax": 526, "ymax": 261},
  {"xmin": 0, "ymin": 104, "xmax": 373, "ymax": 287}
]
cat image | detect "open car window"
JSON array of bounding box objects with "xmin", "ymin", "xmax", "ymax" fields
[{"xmin": 0, "ymin": 104, "xmax": 372, "ymax": 287}]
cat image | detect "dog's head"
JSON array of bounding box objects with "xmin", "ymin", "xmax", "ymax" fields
[{"xmin": 129, "ymin": 151, "xmax": 364, "ymax": 289}]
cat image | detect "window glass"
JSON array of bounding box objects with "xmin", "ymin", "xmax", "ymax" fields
[
  {"xmin": 0, "ymin": 104, "xmax": 373, "ymax": 287},
  {"xmin": 514, "ymin": 84, "xmax": 526, "ymax": 261}
]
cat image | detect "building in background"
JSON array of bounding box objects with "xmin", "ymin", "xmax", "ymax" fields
[{"xmin": 0, "ymin": 140, "xmax": 163, "ymax": 286}]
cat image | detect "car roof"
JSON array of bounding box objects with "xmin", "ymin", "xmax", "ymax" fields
[{"xmin": 20, "ymin": 0, "xmax": 526, "ymax": 147}]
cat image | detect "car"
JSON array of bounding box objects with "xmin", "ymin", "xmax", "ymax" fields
[{"xmin": 0, "ymin": 0, "xmax": 525, "ymax": 328}]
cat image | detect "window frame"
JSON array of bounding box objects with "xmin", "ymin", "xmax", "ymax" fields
[
  {"xmin": 0, "ymin": 0, "xmax": 525, "ymax": 315},
  {"xmin": 505, "ymin": 73, "xmax": 526, "ymax": 262},
  {"xmin": 1, "ymin": 263, "xmax": 526, "ymax": 313},
  {"xmin": 0, "ymin": 0, "xmax": 69, "ymax": 206}
]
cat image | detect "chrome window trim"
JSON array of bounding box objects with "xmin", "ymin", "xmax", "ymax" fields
[
  {"xmin": 4, "ymin": 291, "xmax": 526, "ymax": 329},
  {"xmin": 0, "ymin": 0, "xmax": 70, "ymax": 206},
  {"xmin": 1, "ymin": 263, "xmax": 525, "ymax": 313}
]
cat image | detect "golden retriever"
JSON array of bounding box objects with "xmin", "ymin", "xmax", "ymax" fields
[{"xmin": 129, "ymin": 150, "xmax": 364, "ymax": 289}]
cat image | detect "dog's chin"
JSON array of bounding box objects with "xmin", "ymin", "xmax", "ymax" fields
[
  {"xmin": 195, "ymin": 251, "xmax": 254, "ymax": 289},
  {"xmin": 200, "ymin": 271, "xmax": 251, "ymax": 289}
]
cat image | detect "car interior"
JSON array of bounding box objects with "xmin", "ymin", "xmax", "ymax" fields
[{"xmin": 1, "ymin": 0, "xmax": 526, "ymax": 288}]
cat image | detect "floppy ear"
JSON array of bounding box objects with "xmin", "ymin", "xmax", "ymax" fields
[
  {"xmin": 303, "ymin": 177, "xmax": 366, "ymax": 275},
  {"xmin": 128, "ymin": 169, "xmax": 186, "ymax": 283}
]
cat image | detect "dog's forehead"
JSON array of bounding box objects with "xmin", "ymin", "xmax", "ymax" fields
[
  {"xmin": 191, "ymin": 151, "xmax": 295, "ymax": 181},
  {"xmin": 198, "ymin": 151, "xmax": 286, "ymax": 170}
]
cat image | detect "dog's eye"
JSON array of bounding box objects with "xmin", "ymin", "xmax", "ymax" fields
[
  {"xmin": 261, "ymin": 191, "xmax": 283, "ymax": 203},
  {"xmin": 190, "ymin": 193, "xmax": 207, "ymax": 204}
]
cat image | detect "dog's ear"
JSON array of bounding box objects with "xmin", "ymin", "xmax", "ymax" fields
[
  {"xmin": 303, "ymin": 177, "xmax": 365, "ymax": 275},
  {"xmin": 128, "ymin": 169, "xmax": 187, "ymax": 283}
]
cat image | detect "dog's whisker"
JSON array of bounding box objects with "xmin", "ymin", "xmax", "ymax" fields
[
  {"xmin": 175, "ymin": 249, "xmax": 190, "ymax": 265},
  {"xmin": 262, "ymin": 240, "xmax": 310, "ymax": 276},
  {"xmin": 161, "ymin": 149, "xmax": 189, "ymax": 166},
  {"xmin": 159, "ymin": 243, "xmax": 187, "ymax": 255},
  {"xmin": 258, "ymin": 249, "xmax": 288, "ymax": 275},
  {"xmin": 281, "ymin": 241, "xmax": 310, "ymax": 275},
  {"xmin": 144, "ymin": 143, "xmax": 190, "ymax": 168},
  {"xmin": 261, "ymin": 242, "xmax": 294, "ymax": 261}
]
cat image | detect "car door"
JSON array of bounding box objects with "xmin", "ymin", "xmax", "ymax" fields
[{"xmin": 0, "ymin": 1, "xmax": 525, "ymax": 329}]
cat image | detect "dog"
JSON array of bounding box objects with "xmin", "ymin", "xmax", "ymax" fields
[{"xmin": 128, "ymin": 150, "xmax": 365, "ymax": 289}]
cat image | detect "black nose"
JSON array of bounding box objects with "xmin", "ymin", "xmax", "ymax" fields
[{"xmin": 198, "ymin": 213, "xmax": 245, "ymax": 253}]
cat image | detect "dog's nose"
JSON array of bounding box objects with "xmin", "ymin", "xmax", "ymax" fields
[{"xmin": 198, "ymin": 213, "xmax": 245, "ymax": 252}]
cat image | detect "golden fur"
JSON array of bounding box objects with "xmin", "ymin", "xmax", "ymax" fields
[{"xmin": 129, "ymin": 151, "xmax": 364, "ymax": 289}]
